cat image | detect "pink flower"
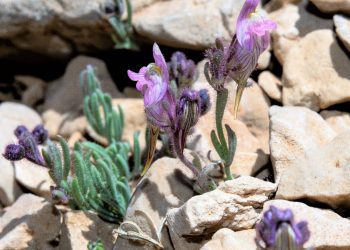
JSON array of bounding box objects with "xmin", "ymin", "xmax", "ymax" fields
[{"xmin": 128, "ymin": 43, "xmax": 176, "ymax": 129}]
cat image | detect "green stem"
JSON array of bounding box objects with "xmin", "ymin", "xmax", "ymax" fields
[{"xmin": 215, "ymin": 89, "xmax": 229, "ymax": 154}]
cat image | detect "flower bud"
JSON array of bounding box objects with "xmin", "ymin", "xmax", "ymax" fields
[
  {"xmin": 168, "ymin": 51, "xmax": 198, "ymax": 87},
  {"xmin": 14, "ymin": 125, "xmax": 29, "ymax": 139},
  {"xmin": 3, "ymin": 144, "xmax": 25, "ymax": 161},
  {"xmin": 32, "ymin": 124, "xmax": 49, "ymax": 145},
  {"xmin": 176, "ymin": 89, "xmax": 201, "ymax": 131},
  {"xmin": 198, "ymin": 89, "xmax": 210, "ymax": 115},
  {"xmin": 50, "ymin": 186, "xmax": 70, "ymax": 204}
]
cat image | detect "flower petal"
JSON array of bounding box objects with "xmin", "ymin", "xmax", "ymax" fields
[{"xmin": 152, "ymin": 43, "xmax": 169, "ymax": 83}]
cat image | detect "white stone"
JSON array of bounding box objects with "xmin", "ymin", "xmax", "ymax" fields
[
  {"xmin": 258, "ymin": 71, "xmax": 282, "ymax": 102},
  {"xmin": 310, "ymin": 0, "xmax": 350, "ymax": 14}
]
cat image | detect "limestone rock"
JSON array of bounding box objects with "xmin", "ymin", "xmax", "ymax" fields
[
  {"xmin": 14, "ymin": 161, "xmax": 54, "ymax": 200},
  {"xmin": 257, "ymin": 50, "xmax": 271, "ymax": 70},
  {"xmin": 200, "ymin": 228, "xmax": 256, "ymax": 250},
  {"xmin": 166, "ymin": 176, "xmax": 276, "ymax": 239},
  {"xmin": 269, "ymin": 0, "xmax": 333, "ymax": 64},
  {"xmin": 334, "ymin": 14, "xmax": 350, "ymax": 52},
  {"xmin": 44, "ymin": 55, "xmax": 121, "ymax": 114},
  {"xmin": 282, "ymin": 29, "xmax": 350, "ymax": 111},
  {"xmin": 60, "ymin": 210, "xmax": 116, "ymax": 250},
  {"xmin": 0, "ymin": 194, "xmax": 61, "ymax": 249},
  {"xmin": 133, "ymin": 0, "xmax": 246, "ymax": 50},
  {"xmin": 130, "ymin": 0, "xmax": 162, "ymax": 12},
  {"xmin": 265, "ymin": 0, "xmax": 302, "ymax": 12},
  {"xmin": 269, "ymin": 105, "xmax": 336, "ymax": 182},
  {"xmin": 276, "ymin": 131, "xmax": 350, "ymax": 209},
  {"xmin": 0, "ymin": 0, "xmax": 113, "ymax": 58},
  {"xmin": 263, "ymin": 200, "xmax": 350, "ymax": 249},
  {"xmin": 321, "ymin": 110, "xmax": 350, "ymax": 134},
  {"xmin": 310, "ymin": 0, "xmax": 350, "ymax": 14},
  {"xmin": 113, "ymin": 157, "xmax": 195, "ymax": 250},
  {"xmin": 14, "ymin": 75, "xmax": 46, "ymax": 107},
  {"xmin": 0, "ymin": 102, "xmax": 42, "ymax": 205},
  {"xmin": 258, "ymin": 71, "xmax": 282, "ymax": 102}
]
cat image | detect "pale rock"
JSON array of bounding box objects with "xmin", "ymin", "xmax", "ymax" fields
[
  {"xmin": 59, "ymin": 115, "xmax": 87, "ymax": 137},
  {"xmin": 235, "ymin": 82, "xmax": 271, "ymax": 154},
  {"xmin": 0, "ymin": 0, "xmax": 114, "ymax": 57},
  {"xmin": 68, "ymin": 131, "xmax": 84, "ymax": 148},
  {"xmin": 14, "ymin": 161, "xmax": 54, "ymax": 200},
  {"xmin": 269, "ymin": 0, "xmax": 333, "ymax": 64},
  {"xmin": 258, "ymin": 71, "xmax": 282, "ymax": 102},
  {"xmin": 200, "ymin": 228, "xmax": 256, "ymax": 250},
  {"xmin": 42, "ymin": 110, "xmax": 65, "ymax": 137},
  {"xmin": 310, "ymin": 0, "xmax": 350, "ymax": 14},
  {"xmin": 257, "ymin": 50, "xmax": 271, "ymax": 70},
  {"xmin": 282, "ymin": 29, "xmax": 350, "ymax": 111},
  {"xmin": 0, "ymin": 194, "xmax": 61, "ymax": 249},
  {"xmin": 14, "ymin": 75, "xmax": 46, "ymax": 107},
  {"xmin": 334, "ymin": 14, "xmax": 350, "ymax": 52},
  {"xmin": 133, "ymin": 0, "xmax": 246, "ymax": 50},
  {"xmin": 263, "ymin": 200, "xmax": 350, "ymax": 249},
  {"xmin": 231, "ymin": 152, "xmax": 269, "ymax": 176},
  {"xmin": 321, "ymin": 110, "xmax": 350, "ymax": 134},
  {"xmin": 44, "ymin": 55, "xmax": 121, "ymax": 114},
  {"xmin": 269, "ymin": 105, "xmax": 336, "ymax": 182},
  {"xmin": 0, "ymin": 102, "xmax": 42, "ymax": 205},
  {"xmin": 130, "ymin": 0, "xmax": 162, "ymax": 12},
  {"xmin": 166, "ymin": 176, "xmax": 276, "ymax": 240},
  {"xmin": 60, "ymin": 210, "xmax": 116, "ymax": 250},
  {"xmin": 276, "ymin": 131, "xmax": 350, "ymax": 209},
  {"xmin": 113, "ymin": 157, "xmax": 195, "ymax": 249}
]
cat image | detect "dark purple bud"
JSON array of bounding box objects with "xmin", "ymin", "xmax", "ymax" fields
[
  {"xmin": 204, "ymin": 38, "xmax": 229, "ymax": 91},
  {"xmin": 198, "ymin": 89, "xmax": 210, "ymax": 115},
  {"xmin": 18, "ymin": 131, "xmax": 45, "ymax": 166},
  {"xmin": 50, "ymin": 186, "xmax": 70, "ymax": 205},
  {"xmin": 255, "ymin": 206, "xmax": 311, "ymax": 250},
  {"xmin": 3, "ymin": 144, "xmax": 25, "ymax": 161},
  {"xmin": 32, "ymin": 125, "xmax": 48, "ymax": 145},
  {"xmin": 168, "ymin": 51, "xmax": 198, "ymax": 87},
  {"xmin": 14, "ymin": 125, "xmax": 29, "ymax": 139}
]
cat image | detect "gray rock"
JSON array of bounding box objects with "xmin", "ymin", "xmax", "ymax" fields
[
  {"xmin": 0, "ymin": 194, "xmax": 61, "ymax": 249},
  {"xmin": 0, "ymin": 0, "xmax": 114, "ymax": 58},
  {"xmin": 133, "ymin": 0, "xmax": 246, "ymax": 50}
]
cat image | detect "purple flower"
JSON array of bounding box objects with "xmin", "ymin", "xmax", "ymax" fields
[
  {"xmin": 168, "ymin": 51, "xmax": 198, "ymax": 87},
  {"xmin": 128, "ymin": 43, "xmax": 176, "ymax": 129},
  {"xmin": 228, "ymin": 0, "xmax": 276, "ymax": 117},
  {"xmin": 50, "ymin": 186, "xmax": 70, "ymax": 204},
  {"xmin": 255, "ymin": 206, "xmax": 311, "ymax": 250},
  {"xmin": 228, "ymin": 0, "xmax": 276, "ymax": 85}
]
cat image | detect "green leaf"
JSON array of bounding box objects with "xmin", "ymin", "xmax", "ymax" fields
[
  {"xmin": 58, "ymin": 136, "xmax": 71, "ymax": 181},
  {"xmin": 225, "ymin": 124, "xmax": 237, "ymax": 168}
]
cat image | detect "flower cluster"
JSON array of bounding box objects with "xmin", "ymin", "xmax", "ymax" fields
[
  {"xmin": 128, "ymin": 43, "xmax": 209, "ymax": 175},
  {"xmin": 205, "ymin": 0, "xmax": 276, "ymax": 117},
  {"xmin": 168, "ymin": 51, "xmax": 198, "ymax": 88},
  {"xmin": 3, "ymin": 125, "xmax": 48, "ymax": 166},
  {"xmin": 255, "ymin": 206, "xmax": 311, "ymax": 250}
]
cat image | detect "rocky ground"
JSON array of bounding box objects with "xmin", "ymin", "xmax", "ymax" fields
[{"xmin": 1, "ymin": 0, "xmax": 350, "ymax": 249}]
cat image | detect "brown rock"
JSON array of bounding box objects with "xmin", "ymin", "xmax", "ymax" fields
[
  {"xmin": 310, "ymin": 0, "xmax": 350, "ymax": 14},
  {"xmin": 14, "ymin": 75, "xmax": 46, "ymax": 107},
  {"xmin": 60, "ymin": 210, "xmax": 116, "ymax": 250}
]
